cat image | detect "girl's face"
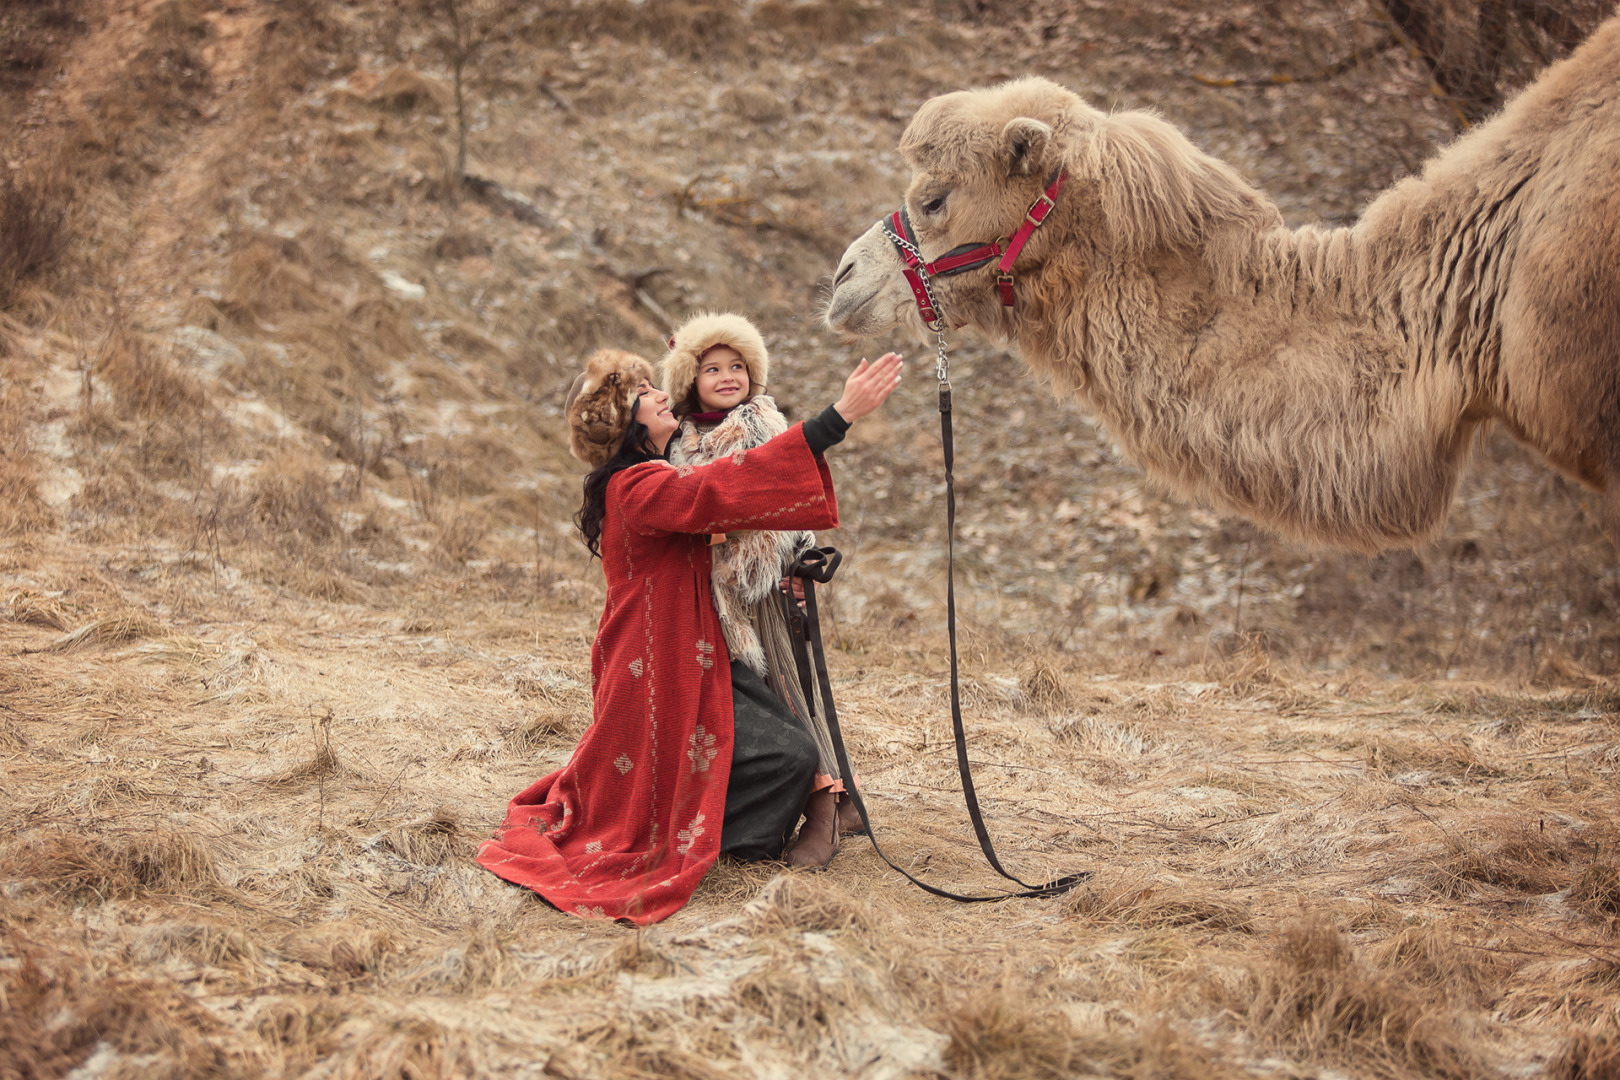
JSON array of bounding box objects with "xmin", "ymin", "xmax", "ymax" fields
[
  {"xmin": 694, "ymin": 346, "xmax": 749, "ymax": 412},
  {"xmin": 635, "ymin": 380, "xmax": 678, "ymax": 450}
]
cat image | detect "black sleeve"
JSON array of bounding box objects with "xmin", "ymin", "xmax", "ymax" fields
[{"xmin": 800, "ymin": 403, "xmax": 851, "ymax": 456}]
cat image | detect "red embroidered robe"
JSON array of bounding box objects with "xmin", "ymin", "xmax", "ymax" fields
[{"xmin": 476, "ymin": 426, "xmax": 839, "ymax": 924}]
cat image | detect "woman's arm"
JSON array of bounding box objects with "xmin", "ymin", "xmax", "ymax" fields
[
  {"xmin": 798, "ymin": 351, "xmax": 904, "ymax": 455},
  {"xmin": 612, "ymin": 425, "xmax": 838, "ymax": 537},
  {"xmin": 800, "ymin": 405, "xmax": 849, "ymax": 456},
  {"xmin": 611, "ymin": 352, "xmax": 903, "ymax": 537}
]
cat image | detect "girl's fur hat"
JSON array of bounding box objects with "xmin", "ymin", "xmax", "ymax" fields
[
  {"xmin": 659, "ymin": 312, "xmax": 769, "ymax": 417},
  {"xmin": 564, "ymin": 348, "xmax": 656, "ymax": 467}
]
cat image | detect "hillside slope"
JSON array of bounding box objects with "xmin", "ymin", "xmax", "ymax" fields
[{"xmin": 2, "ymin": 2, "xmax": 1618, "ymax": 1078}]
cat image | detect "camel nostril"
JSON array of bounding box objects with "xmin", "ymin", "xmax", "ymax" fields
[{"xmin": 832, "ymin": 260, "xmax": 854, "ymax": 289}]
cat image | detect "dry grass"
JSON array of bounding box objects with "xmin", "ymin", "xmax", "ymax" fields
[
  {"xmin": 943, "ymin": 997, "xmax": 1242, "ymax": 1080},
  {"xmin": 504, "ymin": 710, "xmax": 581, "ymax": 752},
  {"xmin": 1065, "ymin": 873, "xmax": 1257, "ymax": 932},
  {"xmin": 741, "ymin": 872, "xmax": 872, "ymax": 935},
  {"xmin": 1426, "ymin": 816, "xmax": 1597, "ymax": 899},
  {"xmin": 221, "ymin": 235, "xmax": 341, "ymax": 325},
  {"xmin": 507, "ymin": 0, "xmax": 877, "ymax": 66},
  {"xmin": 0, "ymin": 171, "xmax": 68, "ymax": 310},
  {"xmin": 128, "ymin": 0, "xmax": 214, "ymax": 116},
  {"xmin": 0, "ymin": 365, "xmax": 55, "ymax": 535},
  {"xmin": 1367, "ymin": 921, "xmax": 1517, "ymax": 1006},
  {"xmin": 1364, "ymin": 733, "xmax": 1502, "ymax": 781},
  {"xmin": 943, "ymin": 995, "xmax": 1080, "ymax": 1080},
  {"xmin": 4, "ymin": 589, "xmax": 76, "ymax": 630},
  {"xmin": 0, "ymin": 0, "xmax": 1617, "ymax": 1077},
  {"xmin": 29, "ymin": 610, "xmax": 165, "ymax": 653},
  {"xmin": 324, "ymin": 1017, "xmax": 477, "ymax": 1080},
  {"xmin": 1570, "ymin": 864, "xmax": 1620, "ymax": 917},
  {"xmin": 247, "ymin": 454, "xmax": 341, "ymax": 551},
  {"xmin": 2, "ymin": 829, "xmax": 225, "ymax": 902},
  {"xmin": 1229, "ymin": 916, "xmax": 1481, "ymax": 1079},
  {"xmin": 4, "ymin": 549, "xmax": 1614, "ymax": 1077},
  {"xmin": 0, "ymin": 1, "xmax": 88, "ymax": 97},
  {"xmin": 95, "ymin": 324, "xmax": 213, "ymax": 422},
  {"xmin": 0, "ymin": 950, "xmax": 228, "ymax": 1080},
  {"xmin": 1557, "ymin": 1030, "xmax": 1620, "ymax": 1080},
  {"xmin": 552, "ymin": 1018, "xmax": 742, "ymax": 1080}
]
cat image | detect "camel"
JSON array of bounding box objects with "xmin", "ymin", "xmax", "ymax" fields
[{"xmin": 825, "ymin": 15, "xmax": 1620, "ymax": 554}]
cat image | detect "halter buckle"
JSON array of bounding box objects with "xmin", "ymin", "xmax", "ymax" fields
[{"xmin": 1024, "ymin": 192, "xmax": 1056, "ymax": 227}]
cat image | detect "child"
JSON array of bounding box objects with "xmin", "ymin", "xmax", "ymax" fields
[{"xmin": 660, "ymin": 312, "xmax": 874, "ymax": 868}]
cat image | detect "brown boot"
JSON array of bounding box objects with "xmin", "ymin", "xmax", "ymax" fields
[
  {"xmin": 783, "ymin": 788, "xmax": 839, "ymax": 869},
  {"xmin": 836, "ymin": 792, "xmax": 866, "ymax": 836}
]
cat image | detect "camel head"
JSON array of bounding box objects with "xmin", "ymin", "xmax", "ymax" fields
[
  {"xmin": 827, "ymin": 77, "xmax": 1088, "ymax": 341},
  {"xmin": 827, "ymin": 77, "xmax": 1280, "ymax": 344}
]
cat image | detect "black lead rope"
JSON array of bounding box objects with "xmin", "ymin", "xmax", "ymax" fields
[
  {"xmin": 785, "ymin": 541, "xmax": 1090, "ymax": 903},
  {"xmin": 845, "ymin": 189, "xmax": 1087, "ymax": 900},
  {"xmin": 938, "ymin": 387, "xmax": 1088, "ymax": 894}
]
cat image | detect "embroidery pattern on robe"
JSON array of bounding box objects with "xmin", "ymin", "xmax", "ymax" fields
[
  {"xmin": 688, "ymin": 725, "xmax": 717, "ymax": 773},
  {"xmin": 676, "ymin": 812, "xmax": 706, "ymax": 855}
]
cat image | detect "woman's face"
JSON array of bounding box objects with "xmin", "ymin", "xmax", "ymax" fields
[
  {"xmin": 694, "ymin": 346, "xmax": 749, "ymax": 412},
  {"xmin": 635, "ymin": 380, "xmax": 678, "ymax": 449}
]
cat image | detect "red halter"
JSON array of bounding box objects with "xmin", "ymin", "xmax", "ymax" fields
[{"xmin": 880, "ymin": 168, "xmax": 1068, "ymax": 330}]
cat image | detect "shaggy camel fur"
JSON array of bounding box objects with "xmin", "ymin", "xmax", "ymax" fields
[{"xmin": 825, "ymin": 16, "xmax": 1620, "ymax": 553}]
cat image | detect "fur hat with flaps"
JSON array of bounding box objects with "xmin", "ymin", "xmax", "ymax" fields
[
  {"xmin": 564, "ymin": 348, "xmax": 657, "ymax": 467},
  {"xmin": 659, "ymin": 312, "xmax": 769, "ymax": 417}
]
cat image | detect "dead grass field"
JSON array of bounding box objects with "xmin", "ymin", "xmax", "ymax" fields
[
  {"xmin": 3, "ymin": 1, "xmax": 1619, "ymax": 1077},
  {"xmin": 6, "ymin": 551, "xmax": 1620, "ymax": 1078}
]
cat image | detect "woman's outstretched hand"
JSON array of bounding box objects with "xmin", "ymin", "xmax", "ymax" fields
[{"xmin": 832, "ymin": 352, "xmax": 903, "ymax": 424}]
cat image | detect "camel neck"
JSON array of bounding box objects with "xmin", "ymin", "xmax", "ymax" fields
[{"xmin": 1010, "ymin": 221, "xmax": 1485, "ymax": 552}]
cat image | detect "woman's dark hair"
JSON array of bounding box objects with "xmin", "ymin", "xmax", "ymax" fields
[
  {"xmin": 575, "ymin": 402, "xmax": 654, "ymax": 559},
  {"xmin": 674, "ymin": 384, "xmax": 702, "ymax": 420}
]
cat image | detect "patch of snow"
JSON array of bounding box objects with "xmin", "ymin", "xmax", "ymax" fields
[
  {"xmin": 35, "ymin": 462, "xmax": 84, "ymax": 506},
  {"xmin": 33, "ymin": 418, "xmax": 84, "ymax": 504},
  {"xmin": 41, "ymin": 362, "xmax": 82, "ymax": 412},
  {"xmin": 172, "ymin": 325, "xmax": 246, "ymax": 375},
  {"xmin": 381, "ymin": 270, "xmax": 426, "ymax": 300},
  {"xmin": 231, "ymin": 398, "xmax": 300, "ymax": 439}
]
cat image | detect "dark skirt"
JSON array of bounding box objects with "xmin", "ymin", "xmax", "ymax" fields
[{"xmin": 719, "ymin": 659, "xmax": 818, "ymax": 861}]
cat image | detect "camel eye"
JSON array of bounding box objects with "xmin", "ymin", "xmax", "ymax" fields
[{"xmin": 920, "ymin": 192, "xmax": 948, "ymax": 216}]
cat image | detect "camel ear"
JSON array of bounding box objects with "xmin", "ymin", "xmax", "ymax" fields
[{"xmin": 1001, "ymin": 117, "xmax": 1053, "ymax": 178}]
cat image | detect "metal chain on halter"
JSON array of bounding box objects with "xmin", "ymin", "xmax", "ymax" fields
[
  {"xmin": 886, "ymin": 227, "xmax": 953, "ymax": 388},
  {"xmin": 932, "ymin": 323, "xmax": 950, "ymax": 389}
]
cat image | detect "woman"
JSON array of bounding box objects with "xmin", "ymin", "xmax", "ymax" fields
[{"xmin": 476, "ymin": 346, "xmax": 903, "ymax": 924}]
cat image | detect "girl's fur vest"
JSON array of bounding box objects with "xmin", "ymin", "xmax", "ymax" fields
[{"xmin": 668, "ymin": 396, "xmax": 813, "ymax": 674}]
